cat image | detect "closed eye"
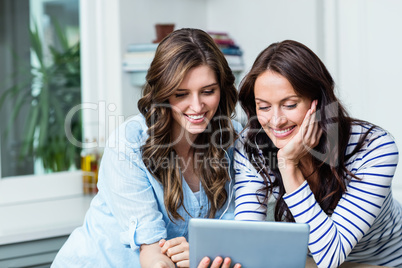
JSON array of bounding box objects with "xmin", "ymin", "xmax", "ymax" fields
[
  {"xmin": 203, "ymin": 88, "xmax": 216, "ymax": 95},
  {"xmin": 285, "ymin": 104, "xmax": 297, "ymax": 109},
  {"xmin": 258, "ymin": 106, "xmax": 270, "ymax": 111},
  {"xmin": 175, "ymin": 93, "xmax": 188, "ymax": 98}
]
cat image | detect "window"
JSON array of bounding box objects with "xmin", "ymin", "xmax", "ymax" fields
[
  {"xmin": 0, "ymin": 0, "xmax": 80, "ymax": 178},
  {"xmin": 0, "ymin": 0, "xmax": 124, "ymax": 204}
]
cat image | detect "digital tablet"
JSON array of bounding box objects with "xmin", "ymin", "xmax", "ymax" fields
[{"xmin": 189, "ymin": 218, "xmax": 310, "ymax": 268}]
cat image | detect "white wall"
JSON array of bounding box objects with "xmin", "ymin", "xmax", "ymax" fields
[
  {"xmin": 329, "ymin": 0, "xmax": 402, "ymax": 190},
  {"xmin": 206, "ymin": 0, "xmax": 321, "ymax": 72}
]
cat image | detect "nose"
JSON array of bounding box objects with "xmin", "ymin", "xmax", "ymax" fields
[
  {"xmin": 269, "ymin": 108, "xmax": 287, "ymax": 127},
  {"xmin": 190, "ymin": 94, "xmax": 204, "ymax": 113}
]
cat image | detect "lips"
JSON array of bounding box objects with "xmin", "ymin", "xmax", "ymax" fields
[
  {"xmin": 271, "ymin": 126, "xmax": 296, "ymax": 137},
  {"xmin": 185, "ymin": 113, "xmax": 207, "ymax": 123}
]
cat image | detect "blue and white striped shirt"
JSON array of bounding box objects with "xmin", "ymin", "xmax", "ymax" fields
[{"xmin": 234, "ymin": 124, "xmax": 402, "ymax": 268}]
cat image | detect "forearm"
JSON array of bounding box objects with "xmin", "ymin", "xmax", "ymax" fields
[
  {"xmin": 279, "ymin": 161, "xmax": 305, "ymax": 194},
  {"xmin": 140, "ymin": 242, "xmax": 175, "ymax": 268},
  {"xmin": 283, "ymin": 181, "xmax": 347, "ymax": 268},
  {"xmin": 234, "ymin": 142, "xmax": 268, "ymax": 221}
]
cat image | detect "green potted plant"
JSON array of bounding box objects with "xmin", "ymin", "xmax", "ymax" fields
[{"xmin": 0, "ymin": 22, "xmax": 82, "ymax": 172}]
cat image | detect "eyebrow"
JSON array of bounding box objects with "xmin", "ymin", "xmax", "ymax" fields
[
  {"xmin": 255, "ymin": 95, "xmax": 300, "ymax": 103},
  {"xmin": 176, "ymin": 82, "xmax": 219, "ymax": 91}
]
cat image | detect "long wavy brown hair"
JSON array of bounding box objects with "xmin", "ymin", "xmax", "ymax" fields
[
  {"xmin": 238, "ymin": 40, "xmax": 373, "ymax": 222},
  {"xmin": 138, "ymin": 28, "xmax": 238, "ymax": 221}
]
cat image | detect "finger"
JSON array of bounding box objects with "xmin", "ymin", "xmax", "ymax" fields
[
  {"xmin": 301, "ymin": 106, "xmax": 315, "ymax": 135},
  {"xmin": 166, "ymin": 236, "xmax": 187, "ymax": 246},
  {"xmin": 159, "ymin": 239, "xmax": 166, "ymax": 247},
  {"xmin": 233, "ymin": 264, "xmax": 242, "ymax": 268},
  {"xmin": 221, "ymin": 257, "xmax": 232, "ymax": 268},
  {"xmin": 306, "ymin": 108, "xmax": 322, "ymax": 147},
  {"xmin": 303, "ymin": 109, "xmax": 314, "ymax": 136},
  {"xmin": 169, "ymin": 250, "xmax": 189, "ymax": 262},
  {"xmin": 166, "ymin": 241, "xmax": 189, "ymax": 257},
  {"xmin": 299, "ymin": 108, "xmax": 313, "ymax": 147},
  {"xmin": 210, "ymin": 256, "xmax": 223, "ymax": 268},
  {"xmin": 303, "ymin": 102, "xmax": 321, "ymax": 146},
  {"xmin": 159, "ymin": 239, "xmax": 168, "ymax": 254},
  {"xmin": 197, "ymin": 257, "xmax": 211, "ymax": 268},
  {"xmin": 310, "ymin": 99, "xmax": 318, "ymax": 111},
  {"xmin": 176, "ymin": 259, "xmax": 190, "ymax": 267},
  {"xmin": 304, "ymin": 109, "xmax": 319, "ymax": 141},
  {"xmin": 161, "ymin": 237, "xmax": 186, "ymax": 254}
]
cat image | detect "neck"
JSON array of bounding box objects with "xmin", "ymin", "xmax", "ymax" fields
[
  {"xmin": 171, "ymin": 125, "xmax": 199, "ymax": 158},
  {"xmin": 172, "ymin": 137, "xmax": 199, "ymax": 192}
]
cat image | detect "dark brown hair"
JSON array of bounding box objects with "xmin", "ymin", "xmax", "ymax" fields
[
  {"xmin": 138, "ymin": 28, "xmax": 238, "ymax": 221},
  {"xmin": 239, "ymin": 40, "xmax": 372, "ymax": 221}
]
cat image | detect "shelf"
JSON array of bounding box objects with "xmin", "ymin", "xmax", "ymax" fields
[
  {"xmin": 125, "ymin": 67, "xmax": 244, "ymax": 87},
  {"xmin": 123, "ymin": 41, "xmax": 245, "ymax": 87}
]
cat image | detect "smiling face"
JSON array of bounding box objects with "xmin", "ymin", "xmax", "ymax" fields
[
  {"xmin": 169, "ymin": 65, "xmax": 220, "ymax": 141},
  {"xmin": 255, "ymin": 70, "xmax": 312, "ymax": 149}
]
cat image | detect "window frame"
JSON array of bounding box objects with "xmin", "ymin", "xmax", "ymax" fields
[{"xmin": 0, "ymin": 0, "xmax": 124, "ymax": 204}]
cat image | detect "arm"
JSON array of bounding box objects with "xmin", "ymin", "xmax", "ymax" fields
[
  {"xmin": 283, "ymin": 126, "xmax": 398, "ymax": 268},
  {"xmin": 98, "ymin": 119, "xmax": 167, "ymax": 251},
  {"xmin": 277, "ymin": 99, "xmax": 321, "ymax": 193},
  {"xmin": 233, "ymin": 134, "xmax": 268, "ymax": 221},
  {"xmin": 140, "ymin": 242, "xmax": 175, "ymax": 268}
]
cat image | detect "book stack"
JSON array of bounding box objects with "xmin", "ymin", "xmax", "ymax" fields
[
  {"xmin": 122, "ymin": 43, "xmax": 158, "ymax": 72},
  {"xmin": 208, "ymin": 31, "xmax": 244, "ymax": 72}
]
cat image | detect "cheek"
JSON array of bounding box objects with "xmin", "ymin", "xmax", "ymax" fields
[
  {"xmin": 257, "ymin": 112, "xmax": 270, "ymax": 126},
  {"xmin": 169, "ymin": 99, "xmax": 185, "ymax": 113},
  {"xmin": 293, "ymin": 111, "xmax": 308, "ymax": 126},
  {"xmin": 170, "ymin": 109, "xmax": 181, "ymax": 124},
  {"xmin": 209, "ymin": 95, "xmax": 221, "ymax": 110}
]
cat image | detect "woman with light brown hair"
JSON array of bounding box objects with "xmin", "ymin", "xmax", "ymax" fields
[{"xmin": 52, "ymin": 28, "xmax": 242, "ymax": 268}]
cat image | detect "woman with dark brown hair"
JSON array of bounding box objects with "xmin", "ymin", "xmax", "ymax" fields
[
  {"xmin": 53, "ymin": 28, "xmax": 242, "ymax": 268},
  {"xmin": 234, "ymin": 40, "xmax": 402, "ymax": 268}
]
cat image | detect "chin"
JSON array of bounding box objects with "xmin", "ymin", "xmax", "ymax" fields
[
  {"xmin": 270, "ymin": 139, "xmax": 288, "ymax": 149},
  {"xmin": 187, "ymin": 128, "xmax": 207, "ymax": 135}
]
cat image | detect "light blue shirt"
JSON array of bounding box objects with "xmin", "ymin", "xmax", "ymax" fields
[{"xmin": 52, "ymin": 114, "xmax": 242, "ymax": 267}]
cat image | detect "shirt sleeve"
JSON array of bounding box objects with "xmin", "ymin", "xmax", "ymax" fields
[
  {"xmin": 98, "ymin": 119, "xmax": 166, "ymax": 251},
  {"xmin": 234, "ymin": 134, "xmax": 267, "ymax": 221},
  {"xmin": 283, "ymin": 127, "xmax": 399, "ymax": 268},
  {"xmin": 214, "ymin": 119, "xmax": 244, "ymax": 221}
]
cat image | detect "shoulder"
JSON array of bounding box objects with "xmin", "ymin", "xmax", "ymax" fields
[
  {"xmin": 234, "ymin": 127, "xmax": 251, "ymax": 161},
  {"xmin": 107, "ymin": 114, "xmax": 148, "ymax": 151},
  {"xmin": 346, "ymin": 122, "xmax": 399, "ymax": 163},
  {"xmin": 348, "ymin": 122, "xmax": 397, "ymax": 149},
  {"xmin": 234, "ymin": 127, "xmax": 250, "ymax": 149},
  {"xmin": 231, "ymin": 119, "xmax": 244, "ymax": 134}
]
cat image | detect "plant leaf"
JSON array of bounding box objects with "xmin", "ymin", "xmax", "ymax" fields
[
  {"xmin": 20, "ymin": 103, "xmax": 39, "ymax": 157},
  {"xmin": 53, "ymin": 19, "xmax": 69, "ymax": 51},
  {"xmin": 29, "ymin": 22, "xmax": 44, "ymax": 67},
  {"xmin": 37, "ymin": 77, "xmax": 49, "ymax": 149}
]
